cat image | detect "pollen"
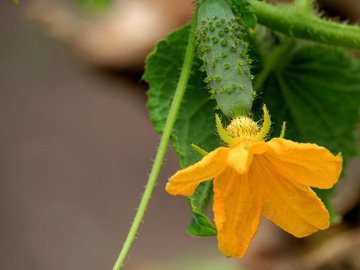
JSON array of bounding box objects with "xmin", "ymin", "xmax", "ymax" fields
[{"xmin": 226, "ymin": 116, "xmax": 260, "ymax": 139}]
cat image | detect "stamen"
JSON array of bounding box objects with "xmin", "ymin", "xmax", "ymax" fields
[{"xmin": 226, "ymin": 117, "xmax": 260, "ymax": 140}]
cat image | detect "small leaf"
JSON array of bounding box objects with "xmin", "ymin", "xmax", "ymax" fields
[
  {"xmin": 187, "ymin": 211, "xmax": 217, "ymax": 237},
  {"xmin": 188, "ymin": 180, "xmax": 217, "ymax": 236},
  {"xmin": 190, "ymin": 180, "xmax": 214, "ymax": 214}
]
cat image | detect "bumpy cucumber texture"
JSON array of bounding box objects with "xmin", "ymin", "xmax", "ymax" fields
[{"xmin": 197, "ymin": 0, "xmax": 254, "ymax": 117}]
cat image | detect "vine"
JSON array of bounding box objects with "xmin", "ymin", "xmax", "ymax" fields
[
  {"xmin": 248, "ymin": 0, "xmax": 360, "ymax": 48},
  {"xmin": 112, "ymin": 14, "xmax": 197, "ymax": 270}
]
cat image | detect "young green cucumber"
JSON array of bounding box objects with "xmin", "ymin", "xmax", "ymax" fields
[{"xmin": 197, "ymin": 0, "xmax": 254, "ymax": 117}]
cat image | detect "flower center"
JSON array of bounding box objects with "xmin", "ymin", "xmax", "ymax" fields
[{"xmin": 226, "ymin": 117, "xmax": 260, "ymax": 140}]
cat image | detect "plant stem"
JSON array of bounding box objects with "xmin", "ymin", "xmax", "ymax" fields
[
  {"xmin": 247, "ymin": 0, "xmax": 360, "ymax": 49},
  {"xmin": 112, "ymin": 16, "xmax": 197, "ymax": 270},
  {"xmin": 295, "ymin": 0, "xmax": 314, "ymax": 13},
  {"xmin": 254, "ymin": 39, "xmax": 294, "ymax": 93}
]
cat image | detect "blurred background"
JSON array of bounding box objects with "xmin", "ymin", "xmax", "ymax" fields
[{"xmin": 0, "ymin": 0, "xmax": 359, "ymax": 269}]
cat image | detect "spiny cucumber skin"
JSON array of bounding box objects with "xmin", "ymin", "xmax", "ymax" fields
[{"xmin": 196, "ymin": 0, "xmax": 254, "ymax": 117}]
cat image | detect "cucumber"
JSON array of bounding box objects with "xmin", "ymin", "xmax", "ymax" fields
[{"xmin": 196, "ymin": 0, "xmax": 254, "ymax": 117}]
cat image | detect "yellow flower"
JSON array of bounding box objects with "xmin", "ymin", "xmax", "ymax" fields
[{"xmin": 166, "ymin": 105, "xmax": 342, "ymax": 258}]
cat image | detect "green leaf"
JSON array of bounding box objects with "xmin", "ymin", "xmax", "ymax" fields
[
  {"xmin": 226, "ymin": 0, "xmax": 257, "ymax": 29},
  {"xmin": 188, "ymin": 180, "xmax": 217, "ymax": 236},
  {"xmin": 187, "ymin": 211, "xmax": 217, "ymax": 237},
  {"xmin": 144, "ymin": 25, "xmax": 218, "ymax": 236},
  {"xmin": 144, "ymin": 25, "xmax": 220, "ymax": 167},
  {"xmin": 255, "ymin": 44, "xmax": 360, "ymax": 221},
  {"xmin": 190, "ymin": 180, "xmax": 214, "ymax": 214}
]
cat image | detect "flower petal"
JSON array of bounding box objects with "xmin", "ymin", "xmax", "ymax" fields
[
  {"xmin": 254, "ymin": 157, "xmax": 330, "ymax": 237},
  {"xmin": 213, "ymin": 168, "xmax": 261, "ymax": 258},
  {"xmin": 265, "ymin": 138, "xmax": 342, "ymax": 189},
  {"xmin": 166, "ymin": 147, "xmax": 229, "ymax": 196},
  {"xmin": 227, "ymin": 141, "xmax": 267, "ymax": 175}
]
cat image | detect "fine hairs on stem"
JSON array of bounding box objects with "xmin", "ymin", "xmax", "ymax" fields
[
  {"xmin": 248, "ymin": 0, "xmax": 360, "ymax": 48},
  {"xmin": 112, "ymin": 12, "xmax": 198, "ymax": 270}
]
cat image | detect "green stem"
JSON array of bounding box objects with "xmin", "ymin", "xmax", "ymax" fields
[
  {"xmin": 248, "ymin": 0, "xmax": 360, "ymax": 49},
  {"xmin": 295, "ymin": 0, "xmax": 314, "ymax": 12},
  {"xmin": 112, "ymin": 16, "xmax": 197, "ymax": 270},
  {"xmin": 254, "ymin": 39, "xmax": 294, "ymax": 92}
]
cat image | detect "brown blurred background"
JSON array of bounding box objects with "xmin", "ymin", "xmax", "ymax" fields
[{"xmin": 0, "ymin": 1, "xmax": 359, "ymax": 270}]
